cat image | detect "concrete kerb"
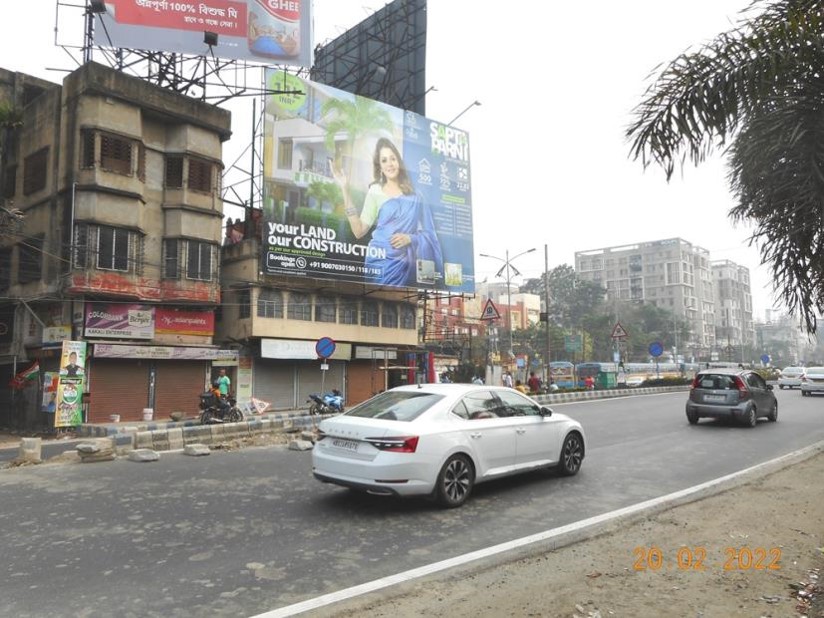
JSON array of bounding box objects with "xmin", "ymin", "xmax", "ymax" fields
[{"xmin": 128, "ymin": 410, "xmax": 330, "ymax": 452}]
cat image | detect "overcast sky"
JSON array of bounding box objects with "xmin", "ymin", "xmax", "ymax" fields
[{"xmin": 0, "ymin": 0, "xmax": 780, "ymax": 319}]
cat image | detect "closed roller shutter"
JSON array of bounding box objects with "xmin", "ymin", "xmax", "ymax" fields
[
  {"xmin": 155, "ymin": 361, "xmax": 207, "ymax": 419},
  {"xmin": 253, "ymin": 359, "xmax": 296, "ymax": 411},
  {"xmin": 88, "ymin": 359, "xmax": 149, "ymax": 423},
  {"xmin": 296, "ymin": 361, "xmax": 345, "ymax": 408}
]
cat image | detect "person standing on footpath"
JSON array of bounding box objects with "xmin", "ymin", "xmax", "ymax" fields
[
  {"xmin": 502, "ymin": 372, "xmax": 513, "ymax": 388},
  {"xmin": 216, "ymin": 368, "xmax": 231, "ymax": 397},
  {"xmin": 527, "ymin": 371, "xmax": 541, "ymax": 394}
]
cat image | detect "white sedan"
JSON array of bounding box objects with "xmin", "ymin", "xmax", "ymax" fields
[
  {"xmin": 312, "ymin": 383, "xmax": 585, "ymax": 508},
  {"xmin": 801, "ymin": 367, "xmax": 824, "ymax": 396},
  {"xmin": 778, "ymin": 366, "xmax": 805, "ymax": 389}
]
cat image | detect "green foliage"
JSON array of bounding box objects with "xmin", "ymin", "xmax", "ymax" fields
[
  {"xmin": 626, "ymin": 0, "xmax": 824, "ymax": 333},
  {"xmin": 640, "ymin": 376, "xmax": 693, "ymax": 388},
  {"xmin": 754, "ymin": 367, "xmax": 781, "ymax": 381}
]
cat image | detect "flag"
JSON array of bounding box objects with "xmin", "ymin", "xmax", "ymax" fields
[{"xmin": 9, "ymin": 360, "xmax": 40, "ymax": 390}]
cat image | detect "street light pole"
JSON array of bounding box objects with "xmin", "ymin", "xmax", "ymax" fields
[
  {"xmin": 480, "ymin": 247, "xmax": 536, "ymax": 363},
  {"xmin": 448, "ymin": 100, "xmax": 481, "ymax": 126}
]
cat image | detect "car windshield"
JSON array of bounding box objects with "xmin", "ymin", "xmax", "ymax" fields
[
  {"xmin": 805, "ymin": 367, "xmax": 824, "ymax": 374},
  {"xmin": 344, "ymin": 390, "xmax": 444, "ymax": 422}
]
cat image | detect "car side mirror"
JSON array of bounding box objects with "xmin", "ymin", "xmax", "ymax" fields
[{"xmin": 540, "ymin": 406, "xmax": 553, "ymax": 417}]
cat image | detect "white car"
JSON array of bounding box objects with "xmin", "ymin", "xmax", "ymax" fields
[
  {"xmin": 800, "ymin": 367, "xmax": 824, "ymax": 396},
  {"xmin": 312, "ymin": 383, "xmax": 585, "ymax": 508},
  {"xmin": 778, "ymin": 366, "xmax": 805, "ymax": 389}
]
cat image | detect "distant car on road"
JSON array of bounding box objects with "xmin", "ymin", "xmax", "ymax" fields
[
  {"xmin": 686, "ymin": 368, "xmax": 778, "ymax": 427},
  {"xmin": 312, "ymin": 383, "xmax": 586, "ymax": 508},
  {"xmin": 800, "ymin": 367, "xmax": 824, "ymax": 396},
  {"xmin": 778, "ymin": 366, "xmax": 805, "ymax": 389}
]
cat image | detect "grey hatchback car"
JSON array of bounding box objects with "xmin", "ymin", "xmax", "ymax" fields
[{"xmin": 686, "ymin": 368, "xmax": 778, "ymax": 427}]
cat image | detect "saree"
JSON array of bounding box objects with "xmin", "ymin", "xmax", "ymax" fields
[{"xmin": 365, "ymin": 193, "xmax": 443, "ymax": 286}]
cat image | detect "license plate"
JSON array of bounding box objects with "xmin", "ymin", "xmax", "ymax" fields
[
  {"xmin": 704, "ymin": 394, "xmax": 725, "ymax": 402},
  {"xmin": 331, "ymin": 438, "xmax": 359, "ymax": 452}
]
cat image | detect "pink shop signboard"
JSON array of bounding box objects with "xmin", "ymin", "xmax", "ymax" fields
[{"xmin": 84, "ymin": 303, "xmax": 155, "ymax": 339}]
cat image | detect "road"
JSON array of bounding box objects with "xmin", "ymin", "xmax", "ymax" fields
[{"xmin": 1, "ymin": 389, "xmax": 821, "ymax": 618}]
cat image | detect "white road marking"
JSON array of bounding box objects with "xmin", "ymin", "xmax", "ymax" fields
[{"xmin": 249, "ymin": 441, "xmax": 824, "ymax": 618}]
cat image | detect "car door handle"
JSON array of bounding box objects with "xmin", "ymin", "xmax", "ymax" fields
[{"xmin": 470, "ymin": 432, "xmax": 482, "ymax": 439}]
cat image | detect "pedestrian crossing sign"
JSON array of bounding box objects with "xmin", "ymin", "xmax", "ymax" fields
[{"xmin": 480, "ymin": 299, "xmax": 501, "ymax": 321}]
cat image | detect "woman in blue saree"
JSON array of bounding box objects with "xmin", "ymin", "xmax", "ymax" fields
[{"xmin": 333, "ymin": 138, "xmax": 443, "ymax": 286}]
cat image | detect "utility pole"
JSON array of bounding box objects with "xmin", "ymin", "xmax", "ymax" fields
[{"xmin": 544, "ymin": 245, "xmax": 551, "ymax": 383}]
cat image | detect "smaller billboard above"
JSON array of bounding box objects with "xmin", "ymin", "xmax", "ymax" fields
[{"xmin": 94, "ymin": 0, "xmax": 313, "ymax": 69}]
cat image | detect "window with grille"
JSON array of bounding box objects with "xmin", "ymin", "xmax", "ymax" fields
[
  {"xmin": 0, "ymin": 247, "xmax": 11, "ymax": 290},
  {"xmin": 315, "ymin": 296, "xmax": 337, "ymax": 323},
  {"xmin": 2, "ymin": 165, "xmax": 16, "ymax": 199},
  {"xmin": 73, "ymin": 223, "xmax": 89, "ymax": 268},
  {"xmin": 238, "ymin": 289, "xmax": 251, "ymax": 319},
  {"xmin": 18, "ymin": 236, "xmax": 43, "ymax": 283},
  {"xmin": 98, "ymin": 226, "xmax": 130, "ymax": 271},
  {"xmin": 381, "ymin": 303, "xmax": 398, "ymax": 328},
  {"xmin": 163, "ymin": 239, "xmax": 179, "ymax": 279},
  {"xmin": 257, "ymin": 288, "xmax": 284, "ymax": 318},
  {"xmin": 165, "ymin": 155, "xmax": 184, "ymax": 188},
  {"xmin": 188, "ymin": 157, "xmax": 213, "ymax": 192},
  {"xmin": 186, "ymin": 240, "xmax": 213, "ymax": 281},
  {"xmin": 361, "ymin": 301, "xmax": 379, "ymax": 327},
  {"xmin": 288, "ymin": 292, "xmax": 311, "ymax": 321},
  {"xmin": 100, "ymin": 133, "xmax": 133, "ymax": 175},
  {"xmin": 23, "ymin": 147, "xmax": 48, "ymax": 195},
  {"xmin": 340, "ymin": 302, "xmax": 357, "ymax": 325},
  {"xmin": 401, "ymin": 304, "xmax": 416, "ymax": 329},
  {"xmin": 137, "ymin": 143, "xmax": 146, "ymax": 181}
]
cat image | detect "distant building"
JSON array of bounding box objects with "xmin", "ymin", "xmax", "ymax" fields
[
  {"xmin": 574, "ymin": 238, "xmax": 718, "ymax": 352},
  {"xmin": 712, "ymin": 259, "xmax": 755, "ymax": 355}
]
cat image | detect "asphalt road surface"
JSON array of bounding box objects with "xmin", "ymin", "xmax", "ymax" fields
[{"xmin": 1, "ymin": 389, "xmax": 821, "ymax": 617}]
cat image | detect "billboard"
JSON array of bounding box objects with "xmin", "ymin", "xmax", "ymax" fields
[
  {"xmin": 261, "ymin": 70, "xmax": 475, "ymax": 293},
  {"xmin": 93, "ymin": 0, "xmax": 313, "ymax": 68},
  {"xmin": 55, "ymin": 341, "xmax": 88, "ymax": 428}
]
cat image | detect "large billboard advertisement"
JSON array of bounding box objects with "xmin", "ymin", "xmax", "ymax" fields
[
  {"xmin": 93, "ymin": 0, "xmax": 313, "ymax": 68},
  {"xmin": 261, "ymin": 70, "xmax": 475, "ymax": 293}
]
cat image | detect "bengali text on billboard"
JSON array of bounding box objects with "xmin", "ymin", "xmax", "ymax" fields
[
  {"xmin": 94, "ymin": 0, "xmax": 312, "ymax": 68},
  {"xmin": 261, "ymin": 70, "xmax": 475, "ymax": 293}
]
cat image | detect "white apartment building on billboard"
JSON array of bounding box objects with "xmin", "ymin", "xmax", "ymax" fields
[{"xmin": 574, "ymin": 238, "xmax": 719, "ymax": 350}]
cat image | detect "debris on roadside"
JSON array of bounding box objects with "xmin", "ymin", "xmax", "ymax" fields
[{"xmin": 791, "ymin": 568, "xmax": 820, "ymax": 615}]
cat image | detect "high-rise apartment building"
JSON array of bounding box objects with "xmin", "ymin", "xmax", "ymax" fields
[
  {"xmin": 574, "ymin": 238, "xmax": 717, "ymax": 351},
  {"xmin": 712, "ymin": 260, "xmax": 755, "ymax": 352}
]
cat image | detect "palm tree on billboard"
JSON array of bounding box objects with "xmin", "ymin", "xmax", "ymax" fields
[{"xmin": 627, "ymin": 0, "xmax": 824, "ymax": 333}]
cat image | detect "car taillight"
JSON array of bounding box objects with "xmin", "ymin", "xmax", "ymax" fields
[
  {"xmin": 690, "ymin": 376, "xmax": 700, "ymax": 389},
  {"xmin": 365, "ymin": 436, "xmax": 419, "ymax": 453},
  {"xmin": 733, "ymin": 376, "xmax": 749, "ymax": 401}
]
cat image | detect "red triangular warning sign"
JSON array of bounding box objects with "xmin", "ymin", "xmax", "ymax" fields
[
  {"xmin": 480, "ymin": 299, "xmax": 501, "ymax": 321},
  {"xmin": 611, "ymin": 322, "xmax": 628, "ymax": 339}
]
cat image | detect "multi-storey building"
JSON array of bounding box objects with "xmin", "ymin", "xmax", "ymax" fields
[
  {"xmin": 0, "ymin": 63, "xmax": 232, "ymax": 427},
  {"xmin": 574, "ymin": 238, "xmax": 717, "ymax": 352},
  {"xmin": 712, "ymin": 259, "xmax": 755, "ymax": 353}
]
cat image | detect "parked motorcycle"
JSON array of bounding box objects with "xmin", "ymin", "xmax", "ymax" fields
[
  {"xmin": 307, "ymin": 390, "xmax": 344, "ymax": 415},
  {"xmin": 199, "ymin": 388, "xmax": 244, "ymax": 424}
]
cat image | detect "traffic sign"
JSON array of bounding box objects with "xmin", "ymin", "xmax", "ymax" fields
[
  {"xmin": 315, "ymin": 336, "xmax": 336, "ymax": 359},
  {"xmin": 480, "ymin": 299, "xmax": 501, "ymax": 321},
  {"xmin": 761, "ymin": 354, "xmax": 771, "ymax": 364},
  {"xmin": 649, "ymin": 341, "xmax": 664, "ymax": 358},
  {"xmin": 611, "ymin": 322, "xmax": 628, "ymax": 339}
]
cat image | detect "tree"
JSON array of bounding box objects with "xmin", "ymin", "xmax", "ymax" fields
[
  {"xmin": 627, "ymin": 0, "xmax": 824, "ymax": 334},
  {"xmin": 522, "ymin": 264, "xmax": 606, "ymax": 329}
]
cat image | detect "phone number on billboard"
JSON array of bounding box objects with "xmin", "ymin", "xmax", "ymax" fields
[{"xmin": 309, "ymin": 261, "xmax": 380, "ymax": 276}]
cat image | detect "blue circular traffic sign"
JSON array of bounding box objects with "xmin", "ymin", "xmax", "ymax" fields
[
  {"xmin": 648, "ymin": 341, "xmax": 664, "ymax": 358},
  {"xmin": 761, "ymin": 354, "xmax": 771, "ymax": 364},
  {"xmin": 315, "ymin": 336, "xmax": 336, "ymax": 359}
]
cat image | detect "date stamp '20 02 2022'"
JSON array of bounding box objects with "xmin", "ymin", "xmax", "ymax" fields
[{"xmin": 633, "ymin": 546, "xmax": 781, "ymax": 572}]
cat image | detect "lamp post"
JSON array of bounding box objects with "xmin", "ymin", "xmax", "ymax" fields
[
  {"xmin": 448, "ymin": 100, "xmax": 481, "ymax": 126},
  {"xmin": 480, "ymin": 248, "xmax": 536, "ymax": 362}
]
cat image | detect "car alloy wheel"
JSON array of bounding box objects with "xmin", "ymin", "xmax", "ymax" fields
[
  {"xmin": 436, "ymin": 454, "xmax": 474, "ymax": 508},
  {"xmin": 767, "ymin": 401, "xmax": 778, "ymax": 422},
  {"xmin": 687, "ymin": 411, "xmax": 699, "ymax": 425},
  {"xmin": 745, "ymin": 407, "xmax": 757, "ymax": 428},
  {"xmin": 559, "ymin": 433, "xmax": 584, "ymax": 476}
]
